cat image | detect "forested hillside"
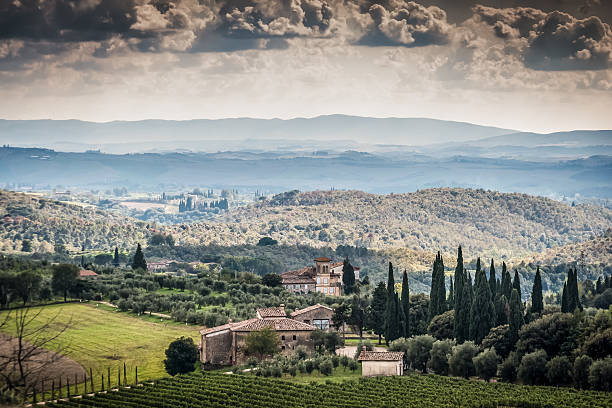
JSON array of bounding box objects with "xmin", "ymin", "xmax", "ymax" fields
[
  {"xmin": 0, "ymin": 190, "xmax": 154, "ymax": 253},
  {"xmin": 196, "ymin": 189, "xmax": 612, "ymax": 258}
]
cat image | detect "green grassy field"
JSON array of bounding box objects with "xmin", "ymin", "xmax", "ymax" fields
[{"xmin": 0, "ymin": 303, "xmax": 200, "ymax": 385}]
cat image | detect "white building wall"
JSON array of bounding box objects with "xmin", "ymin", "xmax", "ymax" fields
[{"xmin": 361, "ymin": 360, "xmax": 403, "ymax": 377}]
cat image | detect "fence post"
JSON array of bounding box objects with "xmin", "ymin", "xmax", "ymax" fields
[
  {"xmin": 67, "ymin": 377, "xmax": 70, "ymax": 398},
  {"xmin": 74, "ymin": 373, "xmax": 78, "ymax": 395},
  {"xmin": 41, "ymin": 379, "xmax": 44, "ymax": 402},
  {"xmin": 58, "ymin": 378, "xmax": 62, "ymax": 399},
  {"xmin": 32, "ymin": 385, "xmax": 37, "ymax": 405},
  {"xmin": 84, "ymin": 373, "xmax": 87, "ymax": 394},
  {"xmin": 101, "ymin": 374, "xmax": 105, "ymax": 392},
  {"xmin": 52, "ymin": 380, "xmax": 55, "ymax": 401},
  {"xmin": 118, "ymin": 366, "xmax": 121, "ymax": 389},
  {"xmin": 135, "ymin": 366, "xmax": 138, "ymax": 386},
  {"xmin": 123, "ymin": 362, "xmax": 127, "ymax": 386},
  {"xmin": 90, "ymin": 368, "xmax": 94, "ymax": 392},
  {"xmin": 107, "ymin": 367, "xmax": 110, "ymax": 390}
]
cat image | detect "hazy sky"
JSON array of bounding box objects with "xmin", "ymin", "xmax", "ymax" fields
[{"xmin": 1, "ymin": 0, "xmax": 611, "ymax": 133}]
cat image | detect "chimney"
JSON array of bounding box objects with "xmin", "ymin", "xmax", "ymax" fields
[{"xmin": 280, "ymin": 304, "xmax": 285, "ymax": 308}]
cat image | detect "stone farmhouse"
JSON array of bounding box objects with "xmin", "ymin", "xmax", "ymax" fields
[
  {"xmin": 200, "ymin": 304, "xmax": 334, "ymax": 366},
  {"xmin": 281, "ymin": 257, "xmax": 360, "ymax": 296},
  {"xmin": 358, "ymin": 348, "xmax": 405, "ymax": 377}
]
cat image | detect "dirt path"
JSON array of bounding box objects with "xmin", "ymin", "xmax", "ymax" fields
[{"xmin": 96, "ymin": 301, "xmax": 172, "ymax": 319}]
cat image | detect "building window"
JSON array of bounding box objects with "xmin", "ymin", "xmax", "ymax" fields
[
  {"xmin": 313, "ymin": 319, "xmax": 330, "ymax": 330},
  {"xmin": 324, "ymin": 277, "xmax": 328, "ymax": 284},
  {"xmin": 317, "ymin": 277, "xmax": 321, "ymax": 284},
  {"xmin": 304, "ymin": 320, "xmax": 310, "ymax": 324},
  {"xmin": 282, "ymin": 345, "xmax": 285, "ymax": 350},
  {"xmin": 281, "ymin": 335, "xmax": 285, "ymax": 340},
  {"xmin": 324, "ymin": 288, "xmax": 328, "ymax": 294},
  {"xmin": 293, "ymin": 335, "xmax": 296, "ymax": 340},
  {"xmin": 329, "ymin": 288, "xmax": 334, "ymax": 294}
]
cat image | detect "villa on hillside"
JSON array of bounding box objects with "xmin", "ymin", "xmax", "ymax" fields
[
  {"xmin": 281, "ymin": 257, "xmax": 360, "ymax": 296},
  {"xmin": 199, "ymin": 304, "xmax": 334, "ymax": 366}
]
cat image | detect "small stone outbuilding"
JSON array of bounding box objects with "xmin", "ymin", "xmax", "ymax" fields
[
  {"xmin": 289, "ymin": 303, "xmax": 334, "ymax": 330},
  {"xmin": 358, "ymin": 348, "xmax": 405, "ymax": 377}
]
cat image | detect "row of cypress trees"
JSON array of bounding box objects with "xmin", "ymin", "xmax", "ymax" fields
[
  {"xmin": 384, "ymin": 262, "xmax": 410, "ymax": 344},
  {"xmin": 561, "ymin": 268, "xmax": 582, "ymax": 313}
]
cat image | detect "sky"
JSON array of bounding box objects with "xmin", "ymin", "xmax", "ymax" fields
[{"xmin": 1, "ymin": 0, "xmax": 611, "ymax": 133}]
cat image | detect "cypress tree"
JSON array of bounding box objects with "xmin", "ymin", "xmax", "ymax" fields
[
  {"xmin": 131, "ymin": 243, "xmax": 147, "ymax": 271},
  {"xmin": 401, "ymin": 270, "xmax": 410, "ymax": 337},
  {"xmin": 469, "ymin": 267, "xmax": 495, "ymax": 344},
  {"xmin": 566, "ymin": 268, "xmax": 582, "ymax": 312},
  {"xmin": 453, "ymin": 246, "xmax": 466, "ymax": 341},
  {"xmin": 495, "ymin": 293, "xmax": 509, "ymax": 325},
  {"xmin": 437, "ymin": 253, "xmax": 446, "ymax": 315},
  {"xmin": 113, "ymin": 247, "xmax": 120, "ymax": 267},
  {"xmin": 509, "ymin": 288, "xmax": 524, "ymax": 346},
  {"xmin": 456, "ymin": 272, "xmax": 472, "ymax": 343},
  {"xmin": 530, "ymin": 266, "xmax": 544, "ymax": 314},
  {"xmin": 501, "ymin": 262, "xmax": 512, "ymax": 300},
  {"xmin": 429, "ymin": 253, "xmax": 440, "ymax": 321},
  {"xmin": 384, "ymin": 262, "xmax": 398, "ymax": 344},
  {"xmin": 489, "ymin": 259, "xmax": 497, "ymax": 297},
  {"xmin": 342, "ymin": 257, "xmax": 355, "ymax": 295},
  {"xmin": 396, "ymin": 292, "xmax": 406, "ymax": 339},
  {"xmin": 512, "ymin": 270, "xmax": 521, "ymax": 299}
]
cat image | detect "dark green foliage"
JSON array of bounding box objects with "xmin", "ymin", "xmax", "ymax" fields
[
  {"xmin": 573, "ymin": 355, "xmax": 593, "ymax": 389},
  {"xmin": 589, "ymin": 358, "xmax": 612, "ymax": 391},
  {"xmin": 453, "ymin": 246, "xmax": 471, "ymax": 343},
  {"xmin": 257, "ymin": 237, "xmax": 278, "ymax": 246},
  {"xmin": 488, "ymin": 259, "xmax": 497, "ymax": 298},
  {"xmin": 428, "ymin": 339, "xmax": 453, "ymax": 375},
  {"xmin": 408, "ymin": 293, "xmax": 430, "ymax": 336},
  {"xmin": 580, "ymin": 310, "xmax": 612, "ymax": 360},
  {"xmin": 546, "ymin": 356, "xmax": 573, "ymax": 386},
  {"xmin": 474, "ymin": 348, "xmax": 499, "ymax": 382},
  {"xmin": 261, "ymin": 273, "xmax": 282, "ymax": 287},
  {"xmin": 469, "ymin": 263, "xmax": 496, "ymax": 344},
  {"xmin": 131, "ymin": 243, "xmax": 147, "ymax": 271},
  {"xmin": 348, "ymin": 293, "xmax": 368, "ymax": 339},
  {"xmin": 406, "ymin": 335, "xmax": 435, "ymax": 372},
  {"xmin": 164, "ymin": 337, "xmax": 199, "ymax": 376},
  {"xmin": 246, "ymin": 327, "xmax": 281, "ymax": 359},
  {"xmin": 51, "ymin": 263, "xmax": 78, "ymax": 302},
  {"xmin": 384, "ymin": 262, "xmax": 400, "ymax": 344},
  {"xmin": 530, "ymin": 267, "xmax": 544, "ymax": 314},
  {"xmin": 12, "ymin": 270, "xmax": 41, "ymax": 305},
  {"xmin": 427, "ymin": 310, "xmax": 454, "ymax": 340},
  {"xmin": 508, "ymin": 289, "xmax": 523, "ymax": 347},
  {"xmin": 565, "ymin": 268, "xmax": 582, "ymax": 313},
  {"xmin": 501, "ymin": 262, "xmax": 512, "ymax": 301},
  {"xmin": 401, "ymin": 270, "xmax": 410, "ymax": 337},
  {"xmin": 332, "ymin": 302, "xmax": 350, "ymax": 334},
  {"xmin": 428, "ymin": 252, "xmax": 446, "ymax": 321},
  {"xmin": 449, "ymin": 341, "xmax": 478, "ymax": 379},
  {"xmin": 319, "ymin": 359, "xmax": 333, "ymax": 376},
  {"xmin": 495, "ymin": 294, "xmax": 509, "ymax": 326},
  {"xmin": 512, "ymin": 270, "xmax": 521, "ymax": 299},
  {"xmin": 516, "ymin": 313, "xmax": 578, "ymax": 359},
  {"xmin": 561, "ymin": 282, "xmax": 569, "ymax": 313},
  {"xmin": 342, "ymin": 258, "xmax": 355, "ymax": 295},
  {"xmin": 367, "ymin": 282, "xmax": 386, "ymax": 343},
  {"xmin": 481, "ymin": 324, "xmax": 513, "ymax": 359},
  {"xmin": 518, "ymin": 350, "xmax": 548, "ymax": 385},
  {"xmin": 499, "ymin": 352, "xmax": 519, "ymax": 383},
  {"xmin": 113, "ymin": 247, "xmax": 120, "ymax": 267}
]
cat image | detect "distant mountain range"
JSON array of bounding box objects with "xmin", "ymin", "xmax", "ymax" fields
[{"xmin": 1, "ymin": 115, "xmax": 517, "ymax": 151}]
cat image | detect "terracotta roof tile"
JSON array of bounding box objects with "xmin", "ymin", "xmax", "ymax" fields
[
  {"xmin": 256, "ymin": 307, "xmax": 286, "ymax": 318},
  {"xmin": 79, "ymin": 269, "xmax": 98, "ymax": 277},
  {"xmin": 232, "ymin": 318, "xmax": 315, "ymax": 332},
  {"xmin": 199, "ymin": 318, "xmax": 259, "ymax": 336},
  {"xmin": 358, "ymin": 351, "xmax": 404, "ymax": 361},
  {"xmin": 290, "ymin": 303, "xmax": 333, "ymax": 317},
  {"xmin": 314, "ymin": 257, "xmax": 332, "ymax": 262},
  {"xmin": 282, "ymin": 277, "xmax": 316, "ymax": 284}
]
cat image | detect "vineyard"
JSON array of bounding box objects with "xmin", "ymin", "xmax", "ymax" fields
[{"xmin": 44, "ymin": 372, "xmax": 612, "ymax": 408}]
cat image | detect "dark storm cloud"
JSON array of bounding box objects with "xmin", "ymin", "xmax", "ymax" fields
[
  {"xmin": 357, "ymin": 0, "xmax": 453, "ymax": 47},
  {"xmin": 475, "ymin": 5, "xmax": 612, "ymax": 70}
]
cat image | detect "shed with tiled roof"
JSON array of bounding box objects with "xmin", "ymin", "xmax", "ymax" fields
[{"xmin": 358, "ymin": 348, "xmax": 405, "ymax": 377}]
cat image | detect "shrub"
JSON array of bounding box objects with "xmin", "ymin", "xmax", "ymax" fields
[
  {"xmin": 163, "ymin": 337, "xmax": 199, "ymax": 376},
  {"xmin": 449, "ymin": 341, "xmax": 478, "ymax": 378},
  {"xmin": 518, "ymin": 350, "xmax": 548, "ymax": 385},
  {"xmin": 409, "ymin": 335, "xmax": 436, "ymax": 372},
  {"xmin": 481, "ymin": 324, "xmax": 513, "ymax": 359},
  {"xmin": 295, "ymin": 345, "xmax": 309, "ymax": 360},
  {"xmin": 588, "ymin": 357, "xmax": 612, "ymax": 391},
  {"xmin": 331, "ymin": 354, "xmax": 340, "ymax": 368},
  {"xmin": 546, "ymin": 356, "xmax": 572, "ymax": 386},
  {"xmin": 348, "ymin": 359, "xmax": 358, "ymax": 372},
  {"xmin": 499, "ymin": 352, "xmax": 519, "ymax": 383},
  {"xmin": 516, "ymin": 313, "xmax": 577, "ymax": 359},
  {"xmin": 427, "ymin": 310, "xmax": 454, "ymax": 340},
  {"xmin": 428, "ymin": 339, "xmax": 453, "ymax": 375},
  {"xmin": 320, "ymin": 359, "xmax": 333, "ymax": 376},
  {"xmin": 340, "ymin": 355, "xmax": 350, "ymax": 370},
  {"xmin": 297, "ymin": 362, "xmax": 306, "ymax": 374},
  {"xmin": 272, "ymin": 366, "xmax": 282, "ymax": 378},
  {"xmin": 473, "ymin": 348, "xmax": 499, "ymax": 382},
  {"xmin": 288, "ymin": 365, "xmax": 297, "ymax": 377},
  {"xmin": 573, "ymin": 355, "xmax": 593, "ymax": 389},
  {"xmin": 305, "ymin": 360, "xmax": 314, "ymax": 374}
]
